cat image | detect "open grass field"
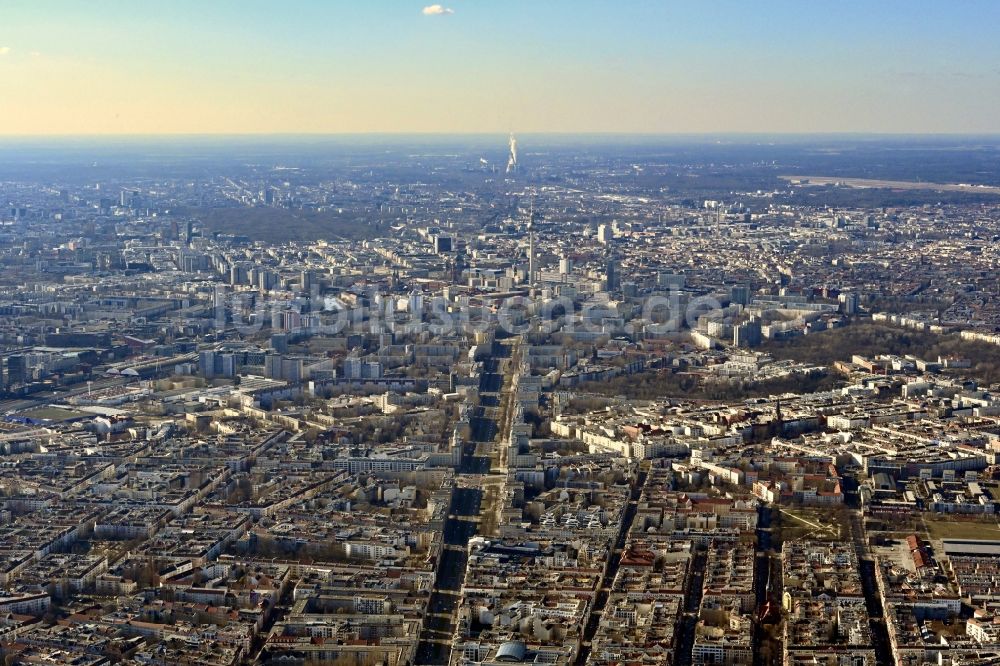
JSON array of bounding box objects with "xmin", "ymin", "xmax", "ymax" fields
[
  {"xmin": 774, "ymin": 506, "xmax": 850, "ymax": 544},
  {"xmin": 922, "ymin": 515, "xmax": 1000, "ymax": 541},
  {"xmin": 18, "ymin": 406, "xmax": 91, "ymax": 422}
]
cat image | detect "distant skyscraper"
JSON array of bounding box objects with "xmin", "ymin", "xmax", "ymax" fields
[
  {"xmin": 434, "ymin": 235, "xmax": 453, "ymax": 254},
  {"xmin": 658, "ymin": 272, "xmax": 685, "ymax": 290},
  {"xmin": 598, "ymin": 223, "xmax": 612, "ymax": 245},
  {"xmin": 734, "ymin": 319, "xmax": 762, "ymax": 348},
  {"xmin": 605, "ymin": 253, "xmax": 620, "ymax": 293},
  {"xmin": 506, "ymin": 134, "xmax": 518, "ymax": 174},
  {"xmin": 408, "ymin": 290, "xmax": 424, "ymax": 315},
  {"xmin": 526, "ymin": 202, "xmax": 536, "ymax": 285},
  {"xmin": 527, "ymin": 229, "xmax": 536, "ymax": 285},
  {"xmin": 199, "ymin": 350, "xmax": 218, "ymax": 379},
  {"xmin": 730, "ymin": 284, "xmax": 751, "ymax": 306},
  {"xmin": 839, "ymin": 292, "xmax": 860, "ymax": 315},
  {"xmin": 8, "ymin": 355, "xmax": 27, "ymax": 386},
  {"xmin": 451, "ymin": 248, "xmax": 467, "ymax": 284},
  {"xmin": 300, "ymin": 270, "xmax": 314, "ymax": 292}
]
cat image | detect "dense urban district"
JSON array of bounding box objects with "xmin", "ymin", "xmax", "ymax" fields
[{"xmin": 1, "ymin": 136, "xmax": 1000, "ymax": 666}]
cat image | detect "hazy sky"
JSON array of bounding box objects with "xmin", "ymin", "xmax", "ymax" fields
[{"xmin": 2, "ymin": 0, "xmax": 999, "ymax": 135}]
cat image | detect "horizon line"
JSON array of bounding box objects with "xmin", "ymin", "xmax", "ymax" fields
[{"xmin": 2, "ymin": 131, "xmax": 1000, "ymax": 139}]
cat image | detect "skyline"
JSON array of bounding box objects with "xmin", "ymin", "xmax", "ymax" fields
[
  {"xmin": 2, "ymin": 0, "xmax": 1000, "ymax": 135},
  {"xmin": 4, "ymin": 15, "xmax": 1000, "ymax": 663}
]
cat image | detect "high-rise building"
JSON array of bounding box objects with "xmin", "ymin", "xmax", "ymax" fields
[
  {"xmin": 343, "ymin": 355, "xmax": 383, "ymax": 380},
  {"xmin": 730, "ymin": 284, "xmax": 752, "ymax": 306},
  {"xmin": 271, "ymin": 333, "xmax": 289, "ymax": 354},
  {"xmin": 527, "ymin": 224, "xmax": 536, "ymax": 285},
  {"xmin": 408, "ymin": 291, "xmax": 424, "ymax": 315},
  {"xmin": 6, "ymin": 355, "xmax": 28, "ymax": 386},
  {"xmin": 598, "ymin": 223, "xmax": 612, "ymax": 245},
  {"xmin": 734, "ymin": 320, "xmax": 762, "ymax": 348},
  {"xmin": 300, "ymin": 270, "xmax": 314, "ymax": 292},
  {"xmin": 839, "ymin": 292, "xmax": 860, "ymax": 315},
  {"xmin": 605, "ymin": 254, "xmax": 620, "ymax": 293},
  {"xmin": 658, "ymin": 272, "xmax": 686, "ymax": 290},
  {"xmin": 434, "ymin": 235, "xmax": 453, "ymax": 254},
  {"xmin": 198, "ymin": 350, "xmax": 218, "ymax": 379},
  {"xmin": 230, "ymin": 263, "xmax": 249, "ymax": 285},
  {"xmin": 266, "ymin": 354, "xmax": 304, "ymax": 382},
  {"xmin": 257, "ymin": 270, "xmax": 278, "ymax": 292}
]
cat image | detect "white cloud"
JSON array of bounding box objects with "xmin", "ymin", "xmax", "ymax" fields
[
  {"xmin": 0, "ymin": 47, "xmax": 11, "ymax": 56},
  {"xmin": 29, "ymin": 50, "xmax": 41, "ymax": 57},
  {"xmin": 422, "ymin": 4, "xmax": 453, "ymax": 15}
]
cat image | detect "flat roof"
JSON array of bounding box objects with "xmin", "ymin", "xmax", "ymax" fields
[{"xmin": 942, "ymin": 539, "xmax": 1000, "ymax": 557}]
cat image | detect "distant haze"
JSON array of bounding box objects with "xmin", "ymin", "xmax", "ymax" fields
[{"xmin": 2, "ymin": 0, "xmax": 999, "ymax": 135}]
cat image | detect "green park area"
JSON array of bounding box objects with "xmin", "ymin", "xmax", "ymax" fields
[
  {"xmin": 922, "ymin": 515, "xmax": 1000, "ymax": 541},
  {"xmin": 17, "ymin": 406, "xmax": 92, "ymax": 422}
]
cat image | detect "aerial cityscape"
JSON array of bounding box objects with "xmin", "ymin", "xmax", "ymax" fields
[{"xmin": 3, "ymin": 3, "xmax": 1000, "ymax": 666}]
